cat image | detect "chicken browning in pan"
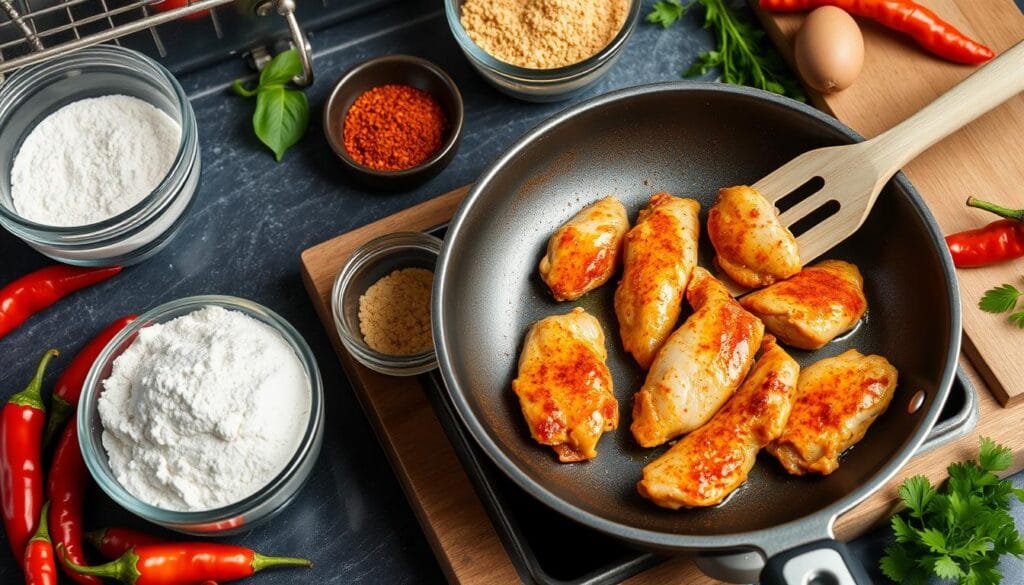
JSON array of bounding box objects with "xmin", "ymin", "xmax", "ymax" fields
[
  {"xmin": 615, "ymin": 193, "xmax": 701, "ymax": 369},
  {"xmin": 512, "ymin": 307, "xmax": 619, "ymax": 463},
  {"xmin": 740, "ymin": 260, "xmax": 867, "ymax": 350},
  {"xmin": 631, "ymin": 267, "xmax": 765, "ymax": 448},
  {"xmin": 637, "ymin": 336, "xmax": 799, "ymax": 509},
  {"xmin": 767, "ymin": 349, "xmax": 898, "ymax": 475},
  {"xmin": 539, "ymin": 196, "xmax": 630, "ymax": 301},
  {"xmin": 707, "ymin": 186, "xmax": 801, "ymax": 288}
]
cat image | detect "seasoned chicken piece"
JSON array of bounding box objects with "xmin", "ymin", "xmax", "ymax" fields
[
  {"xmin": 631, "ymin": 267, "xmax": 765, "ymax": 448},
  {"xmin": 767, "ymin": 349, "xmax": 898, "ymax": 475},
  {"xmin": 740, "ymin": 260, "xmax": 867, "ymax": 350},
  {"xmin": 638, "ymin": 336, "xmax": 799, "ymax": 509},
  {"xmin": 614, "ymin": 193, "xmax": 700, "ymax": 369},
  {"xmin": 512, "ymin": 308, "xmax": 619, "ymax": 463},
  {"xmin": 539, "ymin": 196, "xmax": 629, "ymax": 301},
  {"xmin": 707, "ymin": 186, "xmax": 801, "ymax": 288}
]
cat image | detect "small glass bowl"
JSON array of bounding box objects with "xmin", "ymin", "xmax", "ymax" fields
[
  {"xmin": 332, "ymin": 232, "xmax": 440, "ymax": 376},
  {"xmin": 78, "ymin": 295, "xmax": 324, "ymax": 536},
  {"xmin": 444, "ymin": 0, "xmax": 641, "ymax": 102},
  {"xmin": 0, "ymin": 45, "xmax": 200, "ymax": 266}
]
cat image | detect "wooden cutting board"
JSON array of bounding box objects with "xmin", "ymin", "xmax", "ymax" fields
[
  {"xmin": 300, "ymin": 187, "xmax": 1024, "ymax": 585},
  {"xmin": 753, "ymin": 0, "xmax": 1024, "ymax": 405}
]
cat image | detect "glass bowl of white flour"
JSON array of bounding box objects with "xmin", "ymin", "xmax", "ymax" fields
[
  {"xmin": 0, "ymin": 45, "xmax": 200, "ymax": 266},
  {"xmin": 77, "ymin": 295, "xmax": 324, "ymax": 535}
]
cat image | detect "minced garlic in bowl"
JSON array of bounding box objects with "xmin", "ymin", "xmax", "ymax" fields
[{"xmin": 358, "ymin": 267, "xmax": 434, "ymax": 355}]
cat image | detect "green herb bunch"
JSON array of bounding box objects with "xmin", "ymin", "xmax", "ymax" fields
[
  {"xmin": 980, "ymin": 278, "xmax": 1024, "ymax": 328},
  {"xmin": 231, "ymin": 49, "xmax": 310, "ymax": 162},
  {"xmin": 880, "ymin": 437, "xmax": 1024, "ymax": 584},
  {"xmin": 647, "ymin": 0, "xmax": 805, "ymax": 102}
]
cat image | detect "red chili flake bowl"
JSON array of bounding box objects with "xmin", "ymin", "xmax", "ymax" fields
[{"xmin": 323, "ymin": 55, "xmax": 464, "ymax": 191}]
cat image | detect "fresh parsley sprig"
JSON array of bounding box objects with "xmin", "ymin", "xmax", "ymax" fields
[
  {"xmin": 231, "ymin": 49, "xmax": 310, "ymax": 162},
  {"xmin": 979, "ymin": 278, "xmax": 1024, "ymax": 328},
  {"xmin": 880, "ymin": 438, "xmax": 1024, "ymax": 584},
  {"xmin": 646, "ymin": 0, "xmax": 805, "ymax": 102},
  {"xmin": 648, "ymin": 0, "xmax": 688, "ymax": 27}
]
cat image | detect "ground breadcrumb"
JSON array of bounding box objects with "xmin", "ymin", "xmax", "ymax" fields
[
  {"xmin": 460, "ymin": 0, "xmax": 629, "ymax": 69},
  {"xmin": 359, "ymin": 267, "xmax": 434, "ymax": 355}
]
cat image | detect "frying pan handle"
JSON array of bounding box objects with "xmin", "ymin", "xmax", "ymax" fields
[{"xmin": 759, "ymin": 539, "xmax": 871, "ymax": 585}]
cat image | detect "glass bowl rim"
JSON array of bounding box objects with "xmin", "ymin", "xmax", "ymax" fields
[
  {"xmin": 444, "ymin": 0, "xmax": 642, "ymax": 80},
  {"xmin": 77, "ymin": 294, "xmax": 324, "ymax": 523},
  {"xmin": 331, "ymin": 231, "xmax": 441, "ymax": 374},
  {"xmin": 0, "ymin": 44, "xmax": 197, "ymax": 234}
]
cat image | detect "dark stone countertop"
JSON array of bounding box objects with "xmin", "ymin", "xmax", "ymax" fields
[{"xmin": 1, "ymin": 1, "xmax": 1022, "ymax": 583}]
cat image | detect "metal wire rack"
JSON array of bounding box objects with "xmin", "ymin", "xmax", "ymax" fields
[{"xmin": 0, "ymin": 0, "xmax": 312, "ymax": 85}]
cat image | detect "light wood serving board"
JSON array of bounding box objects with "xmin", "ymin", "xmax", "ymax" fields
[
  {"xmin": 753, "ymin": 0, "xmax": 1024, "ymax": 406},
  {"xmin": 300, "ymin": 186, "xmax": 1024, "ymax": 585}
]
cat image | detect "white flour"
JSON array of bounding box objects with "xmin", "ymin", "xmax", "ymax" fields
[
  {"xmin": 98, "ymin": 306, "xmax": 310, "ymax": 512},
  {"xmin": 11, "ymin": 94, "xmax": 181, "ymax": 227}
]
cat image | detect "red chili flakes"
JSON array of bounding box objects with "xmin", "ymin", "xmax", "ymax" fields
[{"xmin": 342, "ymin": 84, "xmax": 447, "ymax": 171}]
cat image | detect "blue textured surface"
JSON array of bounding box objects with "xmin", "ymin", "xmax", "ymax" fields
[{"xmin": 0, "ymin": 1, "xmax": 1021, "ymax": 583}]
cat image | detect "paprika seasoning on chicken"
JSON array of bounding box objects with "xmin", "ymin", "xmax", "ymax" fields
[{"xmin": 342, "ymin": 84, "xmax": 447, "ymax": 171}]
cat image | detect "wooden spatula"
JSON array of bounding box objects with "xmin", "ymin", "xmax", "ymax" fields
[{"xmin": 754, "ymin": 40, "xmax": 1024, "ymax": 265}]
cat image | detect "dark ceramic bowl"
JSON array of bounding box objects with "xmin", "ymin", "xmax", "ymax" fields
[{"xmin": 323, "ymin": 55, "xmax": 464, "ymax": 190}]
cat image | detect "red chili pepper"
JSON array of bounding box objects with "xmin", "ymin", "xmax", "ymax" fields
[
  {"xmin": 44, "ymin": 315, "xmax": 137, "ymax": 446},
  {"xmin": 85, "ymin": 529, "xmax": 220, "ymax": 585},
  {"xmin": 47, "ymin": 423, "xmax": 101, "ymax": 585},
  {"xmin": 24, "ymin": 503, "xmax": 57, "ymax": 585},
  {"xmin": 946, "ymin": 197, "xmax": 1024, "ymax": 268},
  {"xmin": 61, "ymin": 542, "xmax": 312, "ymax": 584},
  {"xmin": 86, "ymin": 527, "xmax": 168, "ymax": 560},
  {"xmin": 149, "ymin": 0, "xmax": 209, "ymax": 20},
  {"xmin": 0, "ymin": 266, "xmax": 122, "ymax": 341},
  {"xmin": 1, "ymin": 349, "xmax": 58, "ymax": 565},
  {"xmin": 758, "ymin": 0, "xmax": 995, "ymax": 64}
]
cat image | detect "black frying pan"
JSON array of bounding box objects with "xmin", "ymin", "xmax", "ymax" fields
[{"xmin": 433, "ymin": 83, "xmax": 961, "ymax": 584}]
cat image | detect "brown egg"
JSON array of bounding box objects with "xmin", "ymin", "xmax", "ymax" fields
[{"xmin": 794, "ymin": 6, "xmax": 865, "ymax": 93}]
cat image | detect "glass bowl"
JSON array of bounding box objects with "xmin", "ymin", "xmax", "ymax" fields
[
  {"xmin": 78, "ymin": 295, "xmax": 324, "ymax": 536},
  {"xmin": 444, "ymin": 0, "xmax": 641, "ymax": 102},
  {"xmin": 332, "ymin": 232, "xmax": 440, "ymax": 376},
  {"xmin": 0, "ymin": 45, "xmax": 200, "ymax": 266}
]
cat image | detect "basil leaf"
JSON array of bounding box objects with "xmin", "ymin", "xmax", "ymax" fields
[
  {"xmin": 230, "ymin": 79, "xmax": 258, "ymax": 98},
  {"xmin": 253, "ymin": 86, "xmax": 309, "ymax": 162},
  {"xmin": 259, "ymin": 48, "xmax": 302, "ymax": 88}
]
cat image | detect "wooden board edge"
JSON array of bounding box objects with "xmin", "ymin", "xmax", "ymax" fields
[
  {"xmin": 298, "ymin": 189, "xmax": 520, "ymax": 585},
  {"xmin": 301, "ymin": 256, "xmax": 456, "ymax": 576},
  {"xmin": 300, "ymin": 186, "xmax": 470, "ymax": 279},
  {"xmin": 962, "ymin": 333, "xmax": 1015, "ymax": 407}
]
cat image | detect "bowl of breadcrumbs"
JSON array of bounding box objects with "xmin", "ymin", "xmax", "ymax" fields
[
  {"xmin": 444, "ymin": 0, "xmax": 641, "ymax": 101},
  {"xmin": 332, "ymin": 232, "xmax": 441, "ymax": 376}
]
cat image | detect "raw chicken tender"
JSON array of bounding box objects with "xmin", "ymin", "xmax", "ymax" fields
[
  {"xmin": 638, "ymin": 336, "xmax": 799, "ymax": 509},
  {"xmin": 614, "ymin": 193, "xmax": 700, "ymax": 369},
  {"xmin": 707, "ymin": 185, "xmax": 801, "ymax": 288},
  {"xmin": 631, "ymin": 267, "xmax": 765, "ymax": 448},
  {"xmin": 740, "ymin": 260, "xmax": 867, "ymax": 350},
  {"xmin": 767, "ymin": 349, "xmax": 897, "ymax": 475},
  {"xmin": 512, "ymin": 308, "xmax": 619, "ymax": 463},
  {"xmin": 539, "ymin": 196, "xmax": 629, "ymax": 301}
]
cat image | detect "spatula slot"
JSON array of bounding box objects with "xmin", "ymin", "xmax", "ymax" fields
[
  {"xmin": 774, "ymin": 176, "xmax": 825, "ymax": 214},
  {"xmin": 789, "ymin": 199, "xmax": 840, "ymax": 237}
]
